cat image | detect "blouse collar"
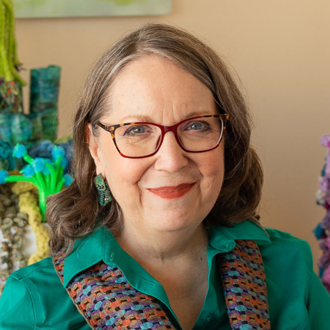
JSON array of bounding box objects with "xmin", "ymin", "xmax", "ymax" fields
[{"xmin": 63, "ymin": 219, "xmax": 270, "ymax": 287}]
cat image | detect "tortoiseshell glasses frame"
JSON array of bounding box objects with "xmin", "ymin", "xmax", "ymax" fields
[{"xmin": 97, "ymin": 114, "xmax": 229, "ymax": 159}]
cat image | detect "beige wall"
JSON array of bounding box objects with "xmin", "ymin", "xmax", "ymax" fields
[{"xmin": 15, "ymin": 0, "xmax": 330, "ymax": 269}]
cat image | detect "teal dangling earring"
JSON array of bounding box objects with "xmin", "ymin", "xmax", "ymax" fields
[{"xmin": 94, "ymin": 173, "xmax": 112, "ymax": 206}]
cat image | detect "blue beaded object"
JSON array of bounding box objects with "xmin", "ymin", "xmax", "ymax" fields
[{"xmin": 94, "ymin": 173, "xmax": 112, "ymax": 206}]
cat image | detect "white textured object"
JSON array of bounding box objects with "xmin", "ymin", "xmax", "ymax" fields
[{"xmin": 0, "ymin": 224, "xmax": 50, "ymax": 292}]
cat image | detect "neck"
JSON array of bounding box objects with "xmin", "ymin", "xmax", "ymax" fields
[{"xmin": 115, "ymin": 222, "xmax": 208, "ymax": 263}]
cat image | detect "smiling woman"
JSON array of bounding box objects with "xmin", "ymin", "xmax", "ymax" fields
[
  {"xmin": 0, "ymin": 23, "xmax": 329, "ymax": 330},
  {"xmin": 87, "ymin": 55, "xmax": 225, "ymax": 239}
]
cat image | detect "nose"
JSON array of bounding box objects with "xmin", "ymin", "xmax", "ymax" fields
[{"xmin": 154, "ymin": 131, "xmax": 189, "ymax": 172}]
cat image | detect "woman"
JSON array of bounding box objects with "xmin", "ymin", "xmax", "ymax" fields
[{"xmin": 0, "ymin": 24, "xmax": 329, "ymax": 330}]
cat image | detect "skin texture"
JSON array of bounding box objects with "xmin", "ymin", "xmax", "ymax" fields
[{"xmin": 88, "ymin": 55, "xmax": 225, "ymax": 329}]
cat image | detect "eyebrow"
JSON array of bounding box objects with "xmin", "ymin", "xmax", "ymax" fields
[
  {"xmin": 119, "ymin": 114, "xmax": 153, "ymax": 122},
  {"xmin": 116, "ymin": 111, "xmax": 217, "ymax": 124}
]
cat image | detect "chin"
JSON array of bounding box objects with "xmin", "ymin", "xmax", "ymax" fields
[{"xmin": 146, "ymin": 212, "xmax": 203, "ymax": 233}]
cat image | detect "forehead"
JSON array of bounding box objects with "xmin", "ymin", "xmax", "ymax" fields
[{"xmin": 104, "ymin": 55, "xmax": 217, "ymax": 124}]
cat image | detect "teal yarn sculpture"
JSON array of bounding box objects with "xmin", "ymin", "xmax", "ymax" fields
[
  {"xmin": 30, "ymin": 65, "xmax": 61, "ymax": 142},
  {"xmin": 0, "ymin": 144, "xmax": 73, "ymax": 222}
]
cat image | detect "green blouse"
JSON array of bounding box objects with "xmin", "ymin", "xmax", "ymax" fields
[{"xmin": 0, "ymin": 221, "xmax": 329, "ymax": 329}]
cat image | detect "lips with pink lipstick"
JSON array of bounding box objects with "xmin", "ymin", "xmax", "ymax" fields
[{"xmin": 147, "ymin": 183, "xmax": 195, "ymax": 199}]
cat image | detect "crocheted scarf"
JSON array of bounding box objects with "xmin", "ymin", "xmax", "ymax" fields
[{"xmin": 53, "ymin": 240, "xmax": 271, "ymax": 330}]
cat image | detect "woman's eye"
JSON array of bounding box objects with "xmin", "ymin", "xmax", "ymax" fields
[
  {"xmin": 124, "ymin": 125, "xmax": 151, "ymax": 136},
  {"xmin": 186, "ymin": 121, "xmax": 210, "ymax": 131}
]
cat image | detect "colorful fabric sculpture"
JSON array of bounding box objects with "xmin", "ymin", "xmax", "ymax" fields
[
  {"xmin": 314, "ymin": 134, "xmax": 330, "ymax": 293},
  {"xmin": 0, "ymin": 0, "xmax": 68, "ymax": 295},
  {"xmin": 0, "ymin": 1, "xmax": 61, "ymax": 146},
  {"xmin": 0, "ymin": 0, "xmax": 30, "ymax": 149},
  {"xmin": 0, "ymin": 144, "xmax": 73, "ymax": 222}
]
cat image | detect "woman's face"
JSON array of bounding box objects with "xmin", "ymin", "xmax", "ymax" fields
[{"xmin": 88, "ymin": 55, "xmax": 225, "ymax": 234}]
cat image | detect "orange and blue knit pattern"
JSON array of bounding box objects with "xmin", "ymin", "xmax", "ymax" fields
[
  {"xmin": 218, "ymin": 240, "xmax": 271, "ymax": 329},
  {"xmin": 53, "ymin": 253, "xmax": 176, "ymax": 329},
  {"xmin": 53, "ymin": 240, "xmax": 270, "ymax": 330}
]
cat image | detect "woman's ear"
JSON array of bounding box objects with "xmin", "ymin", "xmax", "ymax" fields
[{"xmin": 87, "ymin": 123, "xmax": 103, "ymax": 175}]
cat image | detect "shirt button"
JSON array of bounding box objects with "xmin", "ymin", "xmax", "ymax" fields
[
  {"xmin": 205, "ymin": 313, "xmax": 213, "ymax": 322},
  {"xmin": 109, "ymin": 252, "xmax": 115, "ymax": 261},
  {"xmin": 224, "ymin": 242, "xmax": 235, "ymax": 250}
]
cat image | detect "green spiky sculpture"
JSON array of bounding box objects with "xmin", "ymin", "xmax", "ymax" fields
[{"xmin": 0, "ymin": 0, "xmax": 26, "ymax": 114}]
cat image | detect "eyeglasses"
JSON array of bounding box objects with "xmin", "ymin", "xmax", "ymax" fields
[{"xmin": 97, "ymin": 114, "xmax": 229, "ymax": 159}]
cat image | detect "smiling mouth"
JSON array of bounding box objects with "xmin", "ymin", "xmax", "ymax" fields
[{"xmin": 147, "ymin": 183, "xmax": 195, "ymax": 199}]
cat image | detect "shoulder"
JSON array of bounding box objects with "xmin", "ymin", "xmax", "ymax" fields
[
  {"xmin": 7, "ymin": 256, "xmax": 63, "ymax": 294},
  {"xmin": 10, "ymin": 256, "xmax": 57, "ymax": 281},
  {"xmin": 264, "ymin": 227, "xmax": 312, "ymax": 258},
  {"xmin": 257, "ymin": 228, "xmax": 330, "ymax": 328},
  {"xmin": 1, "ymin": 256, "xmax": 63, "ymax": 307},
  {"xmin": 260, "ymin": 227, "xmax": 313, "ymax": 277},
  {"xmin": 0, "ymin": 257, "xmax": 58, "ymax": 327},
  {"xmin": 0, "ymin": 257, "xmax": 86, "ymax": 329}
]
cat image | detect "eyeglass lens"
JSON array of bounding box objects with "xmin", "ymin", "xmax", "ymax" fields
[{"xmin": 114, "ymin": 116, "xmax": 223, "ymax": 157}]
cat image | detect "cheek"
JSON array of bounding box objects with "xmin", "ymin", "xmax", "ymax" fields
[
  {"xmin": 203, "ymin": 164, "xmax": 224, "ymax": 189},
  {"xmin": 101, "ymin": 152, "xmax": 151, "ymax": 193},
  {"xmin": 199, "ymin": 149, "xmax": 225, "ymax": 190}
]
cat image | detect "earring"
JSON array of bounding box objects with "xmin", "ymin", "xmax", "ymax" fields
[{"xmin": 94, "ymin": 173, "xmax": 112, "ymax": 206}]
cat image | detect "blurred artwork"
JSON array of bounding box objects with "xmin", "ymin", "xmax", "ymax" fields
[{"xmin": 13, "ymin": 0, "xmax": 172, "ymax": 18}]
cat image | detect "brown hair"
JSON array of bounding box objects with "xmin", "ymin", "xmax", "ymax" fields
[{"xmin": 47, "ymin": 23, "xmax": 263, "ymax": 254}]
